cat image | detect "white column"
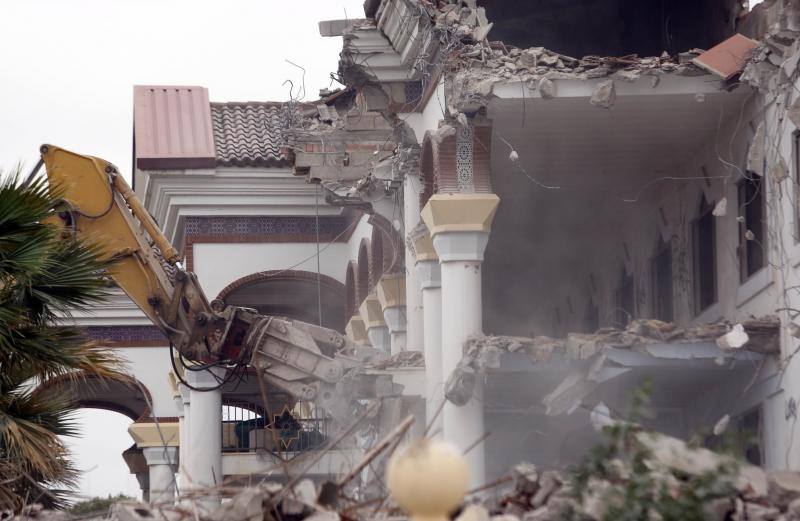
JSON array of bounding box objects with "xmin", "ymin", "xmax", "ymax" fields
[
  {"xmin": 177, "ymin": 384, "xmax": 190, "ymax": 491},
  {"xmin": 377, "ymin": 273, "xmax": 408, "ymax": 354},
  {"xmin": 417, "ymin": 259, "xmax": 443, "ymax": 436},
  {"xmin": 435, "ymin": 231, "xmax": 488, "ymax": 487},
  {"xmin": 361, "ymin": 293, "xmax": 391, "ymax": 352},
  {"xmin": 404, "ymin": 173, "xmax": 424, "ymax": 352},
  {"xmin": 185, "ymin": 368, "xmax": 224, "ymax": 511},
  {"xmin": 421, "ymin": 193, "xmax": 499, "ymax": 489},
  {"xmin": 135, "ymin": 472, "xmax": 150, "ymax": 503},
  {"xmin": 142, "ymin": 447, "xmax": 178, "ymax": 504},
  {"xmin": 367, "ymin": 326, "xmax": 391, "ymax": 352}
]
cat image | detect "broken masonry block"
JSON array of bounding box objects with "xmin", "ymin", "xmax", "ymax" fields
[{"xmin": 444, "ymin": 362, "xmax": 477, "ymax": 406}]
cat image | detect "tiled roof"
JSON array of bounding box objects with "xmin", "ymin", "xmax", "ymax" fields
[{"xmin": 210, "ymin": 102, "xmax": 290, "ymax": 167}]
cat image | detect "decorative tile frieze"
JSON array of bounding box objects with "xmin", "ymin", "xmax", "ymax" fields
[
  {"xmin": 83, "ymin": 326, "xmax": 168, "ymax": 347},
  {"xmin": 456, "ymin": 123, "xmax": 475, "ymax": 192},
  {"xmin": 183, "ymin": 215, "xmax": 349, "ymax": 239}
]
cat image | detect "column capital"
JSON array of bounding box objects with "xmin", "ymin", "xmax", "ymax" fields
[
  {"xmin": 411, "ymin": 228, "xmax": 438, "ymax": 263},
  {"xmin": 376, "ymin": 273, "xmax": 406, "ymax": 311},
  {"xmin": 359, "ymin": 292, "xmax": 386, "ymax": 329},
  {"xmin": 416, "ymin": 259, "xmax": 441, "ymax": 290},
  {"xmin": 346, "ymin": 315, "xmax": 370, "ymax": 345},
  {"xmin": 184, "ymin": 366, "xmax": 227, "ymax": 390},
  {"xmin": 128, "ymin": 422, "xmax": 180, "ymax": 448},
  {"xmin": 142, "ymin": 446, "xmax": 178, "ymax": 466},
  {"xmin": 420, "ymin": 193, "xmax": 500, "ymax": 236}
]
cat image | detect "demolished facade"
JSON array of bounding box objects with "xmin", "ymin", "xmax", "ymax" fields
[{"xmin": 54, "ymin": 0, "xmax": 800, "ymax": 508}]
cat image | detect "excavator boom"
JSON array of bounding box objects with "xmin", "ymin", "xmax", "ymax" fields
[{"xmin": 41, "ymin": 144, "xmax": 374, "ymax": 404}]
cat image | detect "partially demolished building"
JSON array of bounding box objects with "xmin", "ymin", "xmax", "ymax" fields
[
  {"xmin": 305, "ymin": 0, "xmax": 800, "ymax": 485},
  {"xmin": 65, "ymin": 0, "xmax": 800, "ymax": 503}
]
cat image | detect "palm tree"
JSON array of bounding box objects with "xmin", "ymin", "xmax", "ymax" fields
[{"xmin": 0, "ymin": 170, "xmax": 124, "ymax": 510}]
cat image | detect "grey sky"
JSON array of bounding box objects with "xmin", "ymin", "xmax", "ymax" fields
[
  {"xmin": 1, "ymin": 0, "xmax": 362, "ymax": 499},
  {"xmin": 0, "ymin": 0, "xmax": 363, "ymax": 178}
]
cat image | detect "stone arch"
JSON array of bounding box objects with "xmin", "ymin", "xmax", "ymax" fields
[
  {"xmin": 33, "ymin": 373, "xmax": 153, "ymax": 421},
  {"xmin": 370, "ymin": 226, "xmax": 385, "ymax": 286},
  {"xmin": 420, "ymin": 123, "xmax": 494, "ymax": 197},
  {"xmin": 216, "ymin": 269, "xmax": 347, "ymax": 332},
  {"xmin": 420, "ymin": 133, "xmax": 435, "ymax": 208},
  {"xmin": 367, "ymin": 213, "xmax": 403, "ymax": 274},
  {"xmin": 357, "ymin": 238, "xmax": 371, "ymax": 303},
  {"xmin": 345, "ymin": 261, "xmax": 357, "ymax": 320}
]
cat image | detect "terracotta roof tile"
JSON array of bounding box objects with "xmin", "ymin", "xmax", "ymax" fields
[{"xmin": 210, "ymin": 102, "xmax": 290, "ymax": 167}]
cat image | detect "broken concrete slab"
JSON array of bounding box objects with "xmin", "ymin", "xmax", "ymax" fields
[
  {"xmin": 692, "ymin": 34, "xmax": 759, "ymax": 79},
  {"xmin": 589, "ymin": 80, "xmax": 616, "ymax": 108}
]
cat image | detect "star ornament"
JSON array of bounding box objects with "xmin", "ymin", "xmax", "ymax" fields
[{"xmin": 267, "ymin": 404, "xmax": 301, "ymax": 451}]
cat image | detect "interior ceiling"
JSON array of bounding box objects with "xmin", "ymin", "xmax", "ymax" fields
[
  {"xmin": 487, "ymin": 91, "xmax": 750, "ymax": 191},
  {"xmin": 482, "ymin": 89, "xmax": 751, "ymax": 336},
  {"xmin": 477, "ymin": 0, "xmax": 738, "ymax": 58},
  {"xmin": 225, "ymin": 279, "xmax": 345, "ymax": 333}
]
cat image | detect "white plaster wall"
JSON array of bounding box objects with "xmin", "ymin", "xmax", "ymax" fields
[
  {"xmin": 401, "ymin": 79, "xmax": 446, "ymax": 144},
  {"xmin": 116, "ymin": 347, "xmax": 177, "ymax": 418},
  {"xmin": 193, "ymin": 242, "xmax": 351, "ymax": 299},
  {"xmin": 346, "ymin": 215, "xmax": 375, "ymax": 262}
]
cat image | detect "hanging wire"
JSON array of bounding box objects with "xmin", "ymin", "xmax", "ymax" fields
[{"xmin": 315, "ymin": 182, "xmax": 323, "ymax": 326}]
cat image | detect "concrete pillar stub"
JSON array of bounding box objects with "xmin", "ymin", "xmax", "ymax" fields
[
  {"xmin": 142, "ymin": 447, "xmax": 178, "ymax": 504},
  {"xmin": 420, "ymin": 192, "xmax": 500, "ymax": 488}
]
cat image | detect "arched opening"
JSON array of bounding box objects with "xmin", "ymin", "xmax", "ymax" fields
[
  {"xmin": 370, "ymin": 227, "xmax": 385, "ymax": 287},
  {"xmin": 357, "ymin": 239, "xmax": 371, "ymax": 302},
  {"xmin": 420, "ymin": 135, "xmax": 435, "ymax": 208},
  {"xmin": 62, "ymin": 409, "xmax": 142, "ymax": 500},
  {"xmin": 345, "ymin": 261, "xmax": 357, "ymax": 320},
  {"xmin": 218, "ymin": 270, "xmax": 347, "ymax": 332},
  {"xmin": 650, "ymin": 234, "xmax": 673, "ymax": 322},
  {"xmin": 35, "ymin": 374, "xmax": 153, "ymax": 501},
  {"xmin": 692, "ymin": 195, "xmax": 717, "ymax": 315}
]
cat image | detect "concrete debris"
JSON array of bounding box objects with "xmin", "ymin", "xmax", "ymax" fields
[
  {"xmin": 713, "ymin": 197, "xmax": 728, "ymax": 217},
  {"xmin": 366, "ymin": 349, "xmax": 425, "ymax": 370},
  {"xmin": 772, "ymin": 157, "xmax": 790, "ymax": 183},
  {"xmin": 713, "ymin": 414, "xmax": 731, "ymax": 435},
  {"xmin": 465, "ymin": 316, "xmax": 780, "ymax": 364},
  {"xmin": 445, "ymin": 360, "xmax": 478, "ymax": 406},
  {"xmin": 748, "ymin": 122, "xmax": 766, "ymax": 177},
  {"xmin": 716, "ymin": 323, "xmax": 750, "ymax": 350},
  {"xmin": 456, "ymin": 505, "xmax": 491, "ymax": 521},
  {"xmin": 769, "ymin": 471, "xmax": 800, "ymax": 508},
  {"xmin": 589, "ymin": 80, "xmax": 616, "ymax": 108},
  {"xmin": 537, "ymin": 78, "xmax": 556, "ymax": 99},
  {"xmin": 590, "ymin": 402, "xmax": 613, "ymax": 432},
  {"xmin": 692, "ymin": 34, "xmax": 759, "ymax": 79}
]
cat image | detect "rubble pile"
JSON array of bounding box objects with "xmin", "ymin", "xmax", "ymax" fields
[
  {"xmin": 11, "ymin": 428, "xmax": 800, "ymax": 521},
  {"xmin": 740, "ymin": 0, "xmax": 800, "ymax": 96},
  {"xmin": 462, "ymin": 434, "xmax": 800, "ymax": 521},
  {"xmin": 365, "ymin": 350, "xmax": 425, "ymax": 370},
  {"xmin": 415, "ymin": 0, "xmax": 711, "ymax": 111}
]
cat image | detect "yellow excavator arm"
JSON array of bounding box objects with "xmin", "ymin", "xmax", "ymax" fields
[{"xmin": 40, "ymin": 144, "xmax": 382, "ymax": 404}]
